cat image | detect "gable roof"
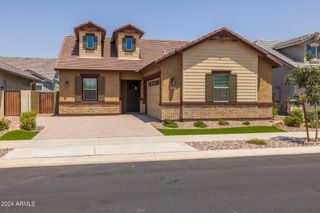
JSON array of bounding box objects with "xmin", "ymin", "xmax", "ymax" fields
[
  {"xmin": 0, "ymin": 57, "xmax": 56, "ymax": 81},
  {"xmin": 273, "ymin": 32, "xmax": 320, "ymax": 50},
  {"xmin": 112, "ymin": 23, "xmax": 144, "ymax": 41},
  {"xmin": 74, "ymin": 21, "xmax": 107, "ymax": 39},
  {"xmin": 142, "ymin": 27, "xmax": 282, "ymax": 70},
  {"xmin": 55, "ymin": 36, "xmax": 188, "ymax": 71},
  {"xmin": 0, "ymin": 61, "xmax": 40, "ymax": 81}
]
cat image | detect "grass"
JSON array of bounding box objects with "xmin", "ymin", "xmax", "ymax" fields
[
  {"xmin": 0, "ymin": 130, "xmax": 38, "ymax": 140},
  {"xmin": 246, "ymin": 138, "xmax": 267, "ymax": 145},
  {"xmin": 158, "ymin": 126, "xmax": 285, "ymax": 136}
]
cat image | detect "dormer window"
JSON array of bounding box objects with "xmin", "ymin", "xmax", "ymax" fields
[
  {"xmin": 85, "ymin": 34, "xmax": 95, "ymax": 49},
  {"xmin": 307, "ymin": 43, "xmax": 319, "ymax": 59},
  {"xmin": 125, "ymin": 36, "xmax": 133, "ymax": 51}
]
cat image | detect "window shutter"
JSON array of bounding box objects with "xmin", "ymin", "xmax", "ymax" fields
[
  {"xmin": 94, "ymin": 36, "xmax": 98, "ymax": 49},
  {"xmin": 205, "ymin": 74, "xmax": 213, "ymax": 102},
  {"xmin": 229, "ymin": 74, "xmax": 237, "ymax": 102},
  {"xmin": 122, "ymin": 37, "xmax": 126, "ymax": 51},
  {"xmin": 75, "ymin": 76, "xmax": 82, "ymax": 102},
  {"xmin": 132, "ymin": 38, "xmax": 136, "ymax": 51},
  {"xmin": 83, "ymin": 35, "xmax": 87, "ymax": 42},
  {"xmin": 98, "ymin": 76, "xmax": 105, "ymax": 102}
]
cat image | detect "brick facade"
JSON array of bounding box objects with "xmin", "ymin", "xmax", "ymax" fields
[
  {"xmin": 159, "ymin": 104, "xmax": 272, "ymax": 120},
  {"xmin": 59, "ymin": 102, "xmax": 120, "ymax": 115}
]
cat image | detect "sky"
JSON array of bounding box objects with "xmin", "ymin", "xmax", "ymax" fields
[{"xmin": 1, "ymin": 0, "xmax": 319, "ymax": 58}]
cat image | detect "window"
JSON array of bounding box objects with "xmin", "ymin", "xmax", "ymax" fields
[
  {"xmin": 311, "ymin": 46, "xmax": 317, "ymax": 59},
  {"xmin": 214, "ymin": 74, "xmax": 229, "ymax": 101},
  {"xmin": 83, "ymin": 78, "xmax": 97, "ymax": 101},
  {"xmin": 86, "ymin": 34, "xmax": 94, "ymax": 49},
  {"xmin": 125, "ymin": 36, "xmax": 133, "ymax": 51},
  {"xmin": 308, "ymin": 43, "xmax": 319, "ymax": 59},
  {"xmin": 35, "ymin": 83, "xmax": 43, "ymax": 91},
  {"xmin": 148, "ymin": 79, "xmax": 160, "ymax": 87}
]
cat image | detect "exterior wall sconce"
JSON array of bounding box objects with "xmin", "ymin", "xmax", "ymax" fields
[
  {"xmin": 65, "ymin": 81, "xmax": 69, "ymax": 88},
  {"xmin": 169, "ymin": 76, "xmax": 176, "ymax": 90}
]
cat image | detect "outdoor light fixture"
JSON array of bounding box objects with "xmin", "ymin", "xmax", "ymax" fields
[
  {"xmin": 169, "ymin": 76, "xmax": 176, "ymax": 90},
  {"xmin": 65, "ymin": 80, "xmax": 69, "ymax": 88}
]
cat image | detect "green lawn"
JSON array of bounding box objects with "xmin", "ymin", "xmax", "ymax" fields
[
  {"xmin": 0, "ymin": 130, "xmax": 38, "ymax": 140},
  {"xmin": 158, "ymin": 126, "xmax": 285, "ymax": 136}
]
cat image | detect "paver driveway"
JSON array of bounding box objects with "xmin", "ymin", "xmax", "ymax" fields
[{"xmin": 34, "ymin": 114, "xmax": 162, "ymax": 140}]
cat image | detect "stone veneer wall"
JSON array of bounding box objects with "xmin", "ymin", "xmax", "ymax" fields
[
  {"xmin": 59, "ymin": 103, "xmax": 120, "ymax": 115},
  {"xmin": 159, "ymin": 104, "xmax": 272, "ymax": 120}
]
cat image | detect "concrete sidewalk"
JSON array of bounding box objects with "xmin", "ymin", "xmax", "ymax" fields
[
  {"xmin": 0, "ymin": 131, "xmax": 311, "ymax": 149},
  {"xmin": 1, "ymin": 146, "xmax": 320, "ymax": 169}
]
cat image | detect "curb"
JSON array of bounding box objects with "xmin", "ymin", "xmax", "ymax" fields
[{"xmin": 1, "ymin": 146, "xmax": 320, "ymax": 169}]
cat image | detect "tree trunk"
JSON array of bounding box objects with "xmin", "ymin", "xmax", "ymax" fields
[
  {"xmin": 302, "ymin": 101, "xmax": 310, "ymax": 142},
  {"xmin": 315, "ymin": 105, "xmax": 319, "ymax": 142}
]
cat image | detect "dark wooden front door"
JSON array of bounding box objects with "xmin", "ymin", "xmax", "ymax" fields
[
  {"xmin": 39, "ymin": 92, "xmax": 54, "ymax": 114},
  {"xmin": 126, "ymin": 81, "xmax": 140, "ymax": 112},
  {"xmin": 4, "ymin": 91, "xmax": 20, "ymax": 116}
]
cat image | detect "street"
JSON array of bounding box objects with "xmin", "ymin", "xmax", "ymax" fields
[{"xmin": 1, "ymin": 154, "xmax": 320, "ymax": 213}]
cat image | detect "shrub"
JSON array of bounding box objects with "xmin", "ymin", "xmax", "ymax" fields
[
  {"xmin": 20, "ymin": 112, "xmax": 37, "ymax": 130},
  {"xmin": 284, "ymin": 108, "xmax": 303, "ymax": 127},
  {"xmin": 242, "ymin": 121, "xmax": 251, "ymax": 126},
  {"xmin": 218, "ymin": 120, "xmax": 229, "ymax": 126},
  {"xmin": 163, "ymin": 119, "xmax": 178, "ymax": 128},
  {"xmin": 0, "ymin": 118, "xmax": 10, "ymax": 131},
  {"xmin": 272, "ymin": 102, "xmax": 279, "ymax": 118},
  {"xmin": 246, "ymin": 138, "xmax": 267, "ymax": 145},
  {"xmin": 194, "ymin": 121, "xmax": 207, "ymax": 128}
]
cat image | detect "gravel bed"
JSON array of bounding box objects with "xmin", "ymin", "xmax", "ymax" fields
[
  {"xmin": 187, "ymin": 139, "xmax": 320, "ymax": 151},
  {"xmin": 152, "ymin": 120, "xmax": 273, "ymax": 129},
  {"xmin": 0, "ymin": 149, "xmax": 13, "ymax": 158}
]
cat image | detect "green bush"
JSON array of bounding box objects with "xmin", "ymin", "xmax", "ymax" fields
[
  {"xmin": 283, "ymin": 109, "xmax": 303, "ymax": 127},
  {"xmin": 163, "ymin": 119, "xmax": 178, "ymax": 128},
  {"xmin": 305, "ymin": 110, "xmax": 320, "ymax": 127},
  {"xmin": 272, "ymin": 102, "xmax": 279, "ymax": 118},
  {"xmin": 0, "ymin": 118, "xmax": 10, "ymax": 131},
  {"xmin": 20, "ymin": 112, "xmax": 37, "ymax": 131},
  {"xmin": 194, "ymin": 121, "xmax": 207, "ymax": 128},
  {"xmin": 289, "ymin": 109, "xmax": 303, "ymax": 122},
  {"xmin": 246, "ymin": 138, "xmax": 267, "ymax": 145},
  {"xmin": 218, "ymin": 120, "xmax": 229, "ymax": 126},
  {"xmin": 242, "ymin": 121, "xmax": 251, "ymax": 126}
]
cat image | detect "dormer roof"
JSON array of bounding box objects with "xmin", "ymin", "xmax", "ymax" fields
[
  {"xmin": 111, "ymin": 23, "xmax": 144, "ymax": 41},
  {"xmin": 273, "ymin": 32, "xmax": 320, "ymax": 50},
  {"xmin": 74, "ymin": 21, "xmax": 107, "ymax": 40}
]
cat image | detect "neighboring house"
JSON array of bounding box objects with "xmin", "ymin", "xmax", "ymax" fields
[
  {"xmin": 55, "ymin": 21, "xmax": 281, "ymax": 120},
  {"xmin": 255, "ymin": 32, "xmax": 320, "ymax": 113},
  {"xmin": 0, "ymin": 61, "xmax": 40, "ymax": 90},
  {"xmin": 0, "ymin": 57, "xmax": 58, "ymax": 91}
]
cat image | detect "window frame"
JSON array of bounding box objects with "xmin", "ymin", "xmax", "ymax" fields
[
  {"xmin": 85, "ymin": 34, "xmax": 95, "ymax": 50},
  {"xmin": 125, "ymin": 36, "xmax": 134, "ymax": 52},
  {"xmin": 308, "ymin": 43, "xmax": 319, "ymax": 59},
  {"xmin": 82, "ymin": 77, "xmax": 98, "ymax": 101},
  {"xmin": 213, "ymin": 72, "xmax": 230, "ymax": 102}
]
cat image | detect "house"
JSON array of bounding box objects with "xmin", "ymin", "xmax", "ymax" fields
[
  {"xmin": 255, "ymin": 32, "xmax": 320, "ymax": 113},
  {"xmin": 0, "ymin": 57, "xmax": 58, "ymax": 91},
  {"xmin": 55, "ymin": 21, "xmax": 281, "ymax": 120}
]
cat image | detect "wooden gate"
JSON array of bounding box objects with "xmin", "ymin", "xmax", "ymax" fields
[
  {"xmin": 39, "ymin": 92, "xmax": 54, "ymax": 114},
  {"xmin": 5, "ymin": 91, "xmax": 20, "ymax": 116}
]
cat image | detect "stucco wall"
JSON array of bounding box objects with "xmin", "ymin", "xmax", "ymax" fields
[
  {"xmin": 0, "ymin": 70, "xmax": 32, "ymax": 91},
  {"xmin": 257, "ymin": 57, "xmax": 272, "ymax": 102},
  {"xmin": 182, "ymin": 40, "xmax": 259, "ymax": 102}
]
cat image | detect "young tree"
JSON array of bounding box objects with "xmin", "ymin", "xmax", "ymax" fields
[{"xmin": 286, "ymin": 53, "xmax": 320, "ymax": 141}]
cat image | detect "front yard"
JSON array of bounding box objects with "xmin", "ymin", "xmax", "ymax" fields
[
  {"xmin": 0, "ymin": 130, "xmax": 38, "ymax": 140},
  {"xmin": 159, "ymin": 126, "xmax": 285, "ymax": 136}
]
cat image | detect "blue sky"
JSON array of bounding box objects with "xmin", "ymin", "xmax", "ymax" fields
[{"xmin": 1, "ymin": 0, "xmax": 319, "ymax": 58}]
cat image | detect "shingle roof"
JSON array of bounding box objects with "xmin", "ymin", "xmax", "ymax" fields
[
  {"xmin": 273, "ymin": 32, "xmax": 320, "ymax": 50},
  {"xmin": 0, "ymin": 61, "xmax": 40, "ymax": 81},
  {"xmin": 0, "ymin": 57, "xmax": 56, "ymax": 81},
  {"xmin": 55, "ymin": 36, "xmax": 188, "ymax": 71}
]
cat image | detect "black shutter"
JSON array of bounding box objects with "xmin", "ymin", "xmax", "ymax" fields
[
  {"xmin": 229, "ymin": 75, "xmax": 237, "ymax": 102},
  {"xmin": 122, "ymin": 37, "xmax": 126, "ymax": 51},
  {"xmin": 98, "ymin": 76, "xmax": 105, "ymax": 102},
  {"xmin": 205, "ymin": 74, "xmax": 213, "ymax": 102},
  {"xmin": 75, "ymin": 76, "xmax": 82, "ymax": 102},
  {"xmin": 94, "ymin": 36, "xmax": 98, "ymax": 49}
]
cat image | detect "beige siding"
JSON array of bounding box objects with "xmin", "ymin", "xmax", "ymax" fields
[
  {"xmin": 182, "ymin": 40, "xmax": 258, "ymax": 102},
  {"xmin": 79, "ymin": 30, "xmax": 102, "ymax": 58},
  {"xmin": 258, "ymin": 57, "xmax": 272, "ymax": 102},
  {"xmin": 117, "ymin": 32, "xmax": 140, "ymax": 60}
]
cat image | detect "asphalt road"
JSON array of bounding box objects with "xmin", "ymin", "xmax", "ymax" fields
[{"xmin": 1, "ymin": 154, "xmax": 320, "ymax": 213}]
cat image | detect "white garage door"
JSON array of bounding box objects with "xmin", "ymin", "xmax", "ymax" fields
[{"xmin": 147, "ymin": 78, "xmax": 160, "ymax": 119}]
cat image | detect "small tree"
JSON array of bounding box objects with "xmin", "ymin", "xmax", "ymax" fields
[{"xmin": 286, "ymin": 53, "xmax": 320, "ymax": 141}]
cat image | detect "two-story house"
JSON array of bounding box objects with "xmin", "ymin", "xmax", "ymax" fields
[
  {"xmin": 55, "ymin": 21, "xmax": 281, "ymax": 120},
  {"xmin": 255, "ymin": 32, "xmax": 320, "ymax": 113}
]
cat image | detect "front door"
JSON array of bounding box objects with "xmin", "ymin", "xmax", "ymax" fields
[{"xmin": 126, "ymin": 80, "xmax": 140, "ymax": 112}]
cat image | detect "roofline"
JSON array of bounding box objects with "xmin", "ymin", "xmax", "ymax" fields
[
  {"xmin": 24, "ymin": 69, "xmax": 53, "ymax": 83},
  {"xmin": 111, "ymin": 23, "xmax": 145, "ymax": 41},
  {"xmin": 0, "ymin": 67, "xmax": 40, "ymax": 81},
  {"xmin": 273, "ymin": 32, "xmax": 320, "ymax": 50},
  {"xmin": 74, "ymin": 21, "xmax": 107, "ymax": 39},
  {"xmin": 140, "ymin": 27, "xmax": 282, "ymax": 72},
  {"xmin": 54, "ymin": 67, "xmax": 139, "ymax": 72}
]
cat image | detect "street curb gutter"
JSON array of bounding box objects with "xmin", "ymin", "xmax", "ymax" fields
[{"xmin": 1, "ymin": 146, "xmax": 320, "ymax": 169}]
